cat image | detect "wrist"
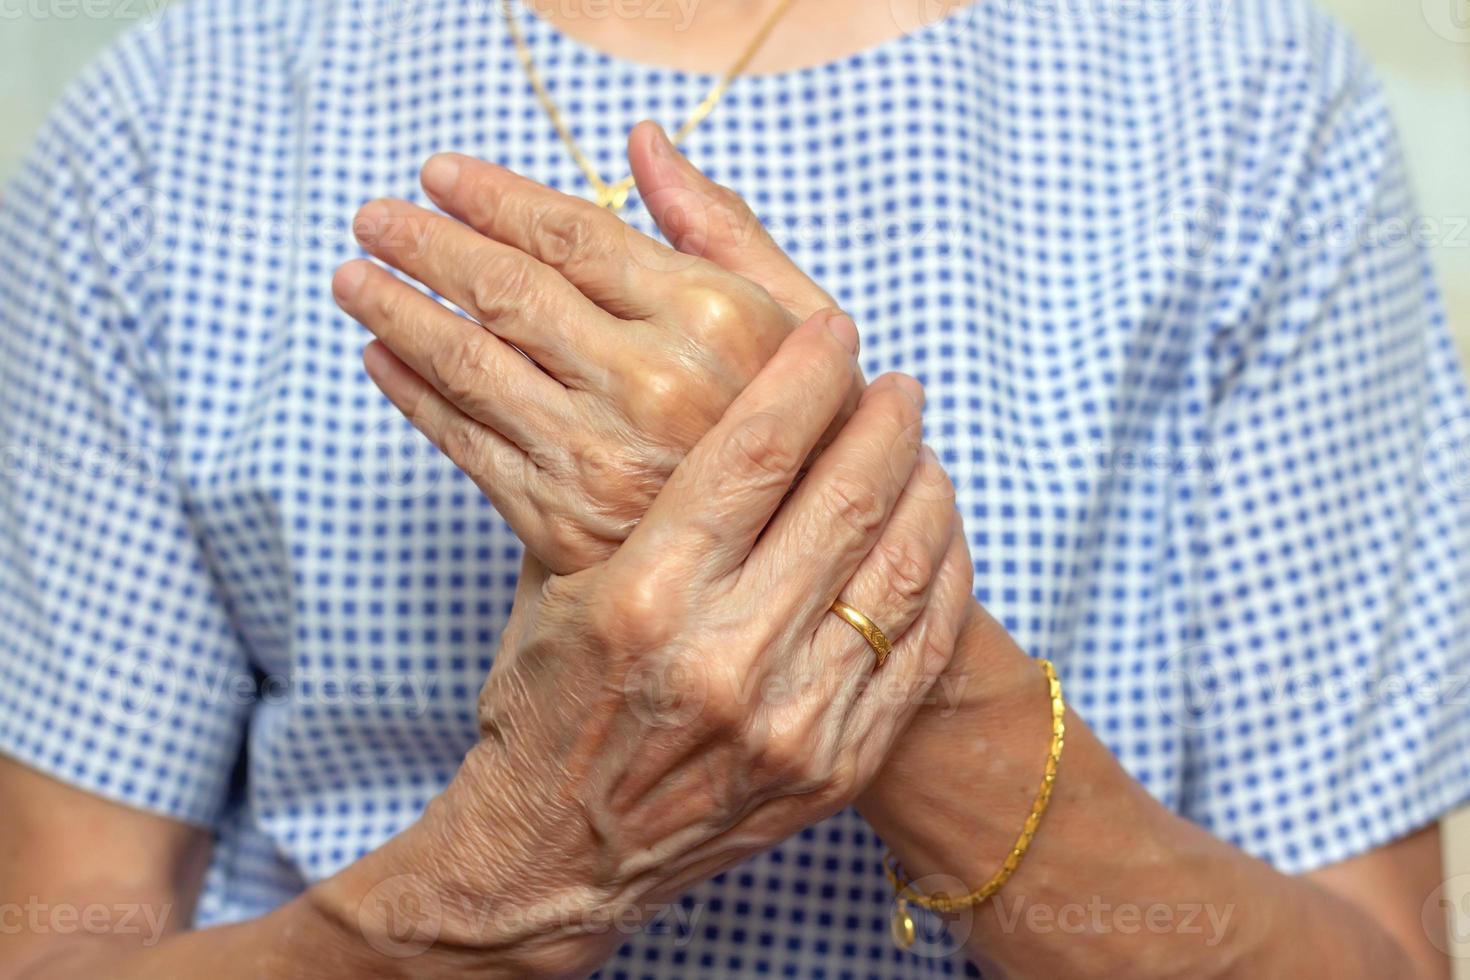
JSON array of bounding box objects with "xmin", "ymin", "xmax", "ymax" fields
[
  {"xmin": 903, "ymin": 602, "xmax": 1043, "ymax": 742},
  {"xmin": 298, "ymin": 759, "xmax": 615, "ymax": 980},
  {"xmin": 858, "ymin": 604, "xmax": 1056, "ymax": 871}
]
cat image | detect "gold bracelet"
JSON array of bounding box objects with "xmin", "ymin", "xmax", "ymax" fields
[{"xmin": 883, "ymin": 657, "xmax": 1066, "ymax": 950}]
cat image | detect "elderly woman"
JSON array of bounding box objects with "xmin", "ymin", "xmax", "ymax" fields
[{"xmin": 1, "ymin": 1, "xmax": 1467, "ymax": 977}]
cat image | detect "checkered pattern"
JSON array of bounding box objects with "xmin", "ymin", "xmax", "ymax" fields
[{"xmin": 3, "ymin": 0, "xmax": 1469, "ymax": 976}]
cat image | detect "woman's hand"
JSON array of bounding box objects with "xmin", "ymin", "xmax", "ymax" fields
[
  {"xmin": 326, "ymin": 312, "xmax": 973, "ymax": 975},
  {"xmin": 333, "ymin": 124, "xmax": 851, "ymax": 575}
]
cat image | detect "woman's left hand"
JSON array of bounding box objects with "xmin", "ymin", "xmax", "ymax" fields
[{"xmin": 334, "ymin": 123, "xmax": 850, "ymax": 575}]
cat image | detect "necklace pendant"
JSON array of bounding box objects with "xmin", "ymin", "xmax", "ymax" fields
[
  {"xmin": 891, "ymin": 899, "xmax": 916, "ymax": 951},
  {"xmin": 594, "ymin": 184, "xmax": 630, "ymax": 212}
]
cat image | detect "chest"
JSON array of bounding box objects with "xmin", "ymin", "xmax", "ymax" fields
[{"xmin": 156, "ymin": 16, "xmax": 1212, "ymax": 727}]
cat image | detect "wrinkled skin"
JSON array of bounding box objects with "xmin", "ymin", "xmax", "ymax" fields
[
  {"xmin": 335, "ymin": 124, "xmax": 857, "ymax": 574},
  {"xmin": 330, "ymin": 126, "xmax": 977, "ymax": 972},
  {"xmin": 336, "ymin": 315, "xmax": 974, "ymax": 973}
]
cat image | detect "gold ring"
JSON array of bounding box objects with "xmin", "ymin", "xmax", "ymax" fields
[{"xmin": 829, "ymin": 600, "xmax": 893, "ymax": 669}]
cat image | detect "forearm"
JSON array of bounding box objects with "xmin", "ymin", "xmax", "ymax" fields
[
  {"xmin": 859, "ymin": 611, "xmax": 1424, "ymax": 979},
  {"xmin": 9, "ymin": 784, "xmax": 599, "ymax": 980},
  {"xmin": 10, "ymin": 873, "xmax": 531, "ymax": 980},
  {"xmin": 8, "ymin": 894, "xmax": 400, "ymax": 980}
]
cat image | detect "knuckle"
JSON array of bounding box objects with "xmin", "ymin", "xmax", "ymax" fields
[
  {"xmin": 437, "ymin": 417, "xmax": 483, "ymax": 468},
  {"xmin": 711, "ymin": 181, "xmax": 748, "ymax": 214},
  {"xmin": 468, "ymin": 250, "xmax": 535, "ymax": 322},
  {"xmin": 872, "ymin": 535, "xmax": 932, "ymax": 608},
  {"xmin": 750, "ymin": 729, "xmax": 818, "ymax": 787},
  {"xmin": 820, "ymin": 472, "xmax": 887, "ymax": 539},
  {"xmin": 530, "ymin": 209, "xmax": 592, "ymax": 267},
  {"xmin": 685, "ymin": 285, "xmax": 749, "ymax": 336},
  {"xmin": 916, "ymin": 619, "xmax": 958, "ymax": 675},
  {"xmin": 524, "ymin": 439, "xmax": 570, "ymax": 476},
  {"xmin": 365, "ymin": 274, "xmax": 408, "ymax": 322},
  {"xmin": 573, "ymin": 444, "xmax": 660, "ymax": 519},
  {"xmin": 699, "ymin": 280, "xmax": 791, "ymax": 369},
  {"xmin": 429, "ymin": 331, "xmax": 495, "ymax": 405},
  {"xmin": 587, "ymin": 573, "xmax": 677, "ymax": 656},
  {"xmin": 693, "ymin": 670, "xmax": 747, "ymax": 736},
  {"xmin": 542, "ymin": 512, "xmax": 615, "ymax": 570},
  {"xmin": 721, "ymin": 411, "xmax": 800, "ymax": 487},
  {"xmin": 629, "ymin": 366, "xmax": 691, "ymax": 425},
  {"xmin": 823, "ymin": 756, "xmax": 861, "ymax": 803},
  {"xmin": 918, "ymin": 452, "xmax": 957, "ymax": 505}
]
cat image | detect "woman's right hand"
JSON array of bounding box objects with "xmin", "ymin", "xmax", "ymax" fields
[{"xmin": 316, "ymin": 309, "xmax": 974, "ymax": 977}]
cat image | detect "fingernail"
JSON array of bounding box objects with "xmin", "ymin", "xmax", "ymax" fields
[
  {"xmin": 353, "ymin": 201, "xmax": 390, "ymax": 244},
  {"xmin": 362, "ymin": 342, "xmax": 391, "ymax": 380},
  {"xmin": 892, "ymin": 373, "xmax": 925, "ymax": 410},
  {"xmin": 826, "ymin": 312, "xmax": 859, "ymax": 354},
  {"xmin": 420, "ymin": 154, "xmax": 461, "ymax": 197},
  {"xmin": 332, "ymin": 260, "xmax": 369, "ymax": 302},
  {"xmin": 649, "ymin": 123, "xmax": 685, "ymax": 166}
]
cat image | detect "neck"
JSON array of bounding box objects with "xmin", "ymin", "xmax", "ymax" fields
[{"xmin": 518, "ymin": 0, "xmax": 917, "ymax": 76}]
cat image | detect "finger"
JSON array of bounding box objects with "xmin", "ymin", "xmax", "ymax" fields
[
  {"xmin": 351, "ymin": 198, "xmax": 620, "ymax": 386},
  {"xmin": 820, "ymin": 445, "xmax": 957, "ymax": 675},
  {"xmin": 628, "ymin": 121, "xmax": 837, "ymax": 321},
  {"xmin": 745, "ymin": 372, "xmax": 926, "ymax": 625},
  {"xmin": 361, "ymin": 342, "xmax": 597, "ymax": 574},
  {"xmin": 617, "ymin": 308, "xmax": 862, "ymax": 582},
  {"xmin": 848, "ymin": 517, "xmax": 974, "ymax": 761},
  {"xmin": 334, "ymin": 259, "xmax": 573, "ymax": 451},
  {"xmin": 419, "ymin": 153, "xmax": 679, "ymax": 320}
]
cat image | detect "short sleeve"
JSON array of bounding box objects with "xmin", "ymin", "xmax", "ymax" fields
[
  {"xmin": 0, "ymin": 27, "xmax": 252, "ymax": 826},
  {"xmin": 1178, "ymin": 27, "xmax": 1470, "ymax": 873}
]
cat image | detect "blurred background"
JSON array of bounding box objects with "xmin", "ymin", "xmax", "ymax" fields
[{"xmin": 1, "ymin": 0, "xmax": 1468, "ymax": 967}]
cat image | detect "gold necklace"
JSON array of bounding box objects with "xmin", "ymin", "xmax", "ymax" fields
[{"xmin": 500, "ymin": 0, "xmax": 800, "ymax": 212}]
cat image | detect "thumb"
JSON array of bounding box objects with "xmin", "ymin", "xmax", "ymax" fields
[{"xmin": 628, "ymin": 120, "xmax": 835, "ymax": 320}]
